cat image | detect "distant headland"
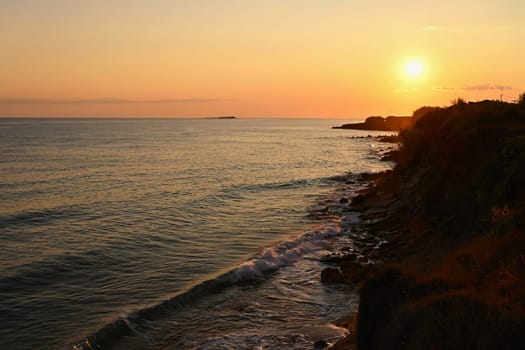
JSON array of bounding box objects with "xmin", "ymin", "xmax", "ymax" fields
[
  {"xmin": 204, "ymin": 116, "xmax": 237, "ymax": 119},
  {"xmin": 333, "ymin": 107, "xmax": 439, "ymax": 131},
  {"xmin": 332, "ymin": 115, "xmax": 412, "ymax": 131}
]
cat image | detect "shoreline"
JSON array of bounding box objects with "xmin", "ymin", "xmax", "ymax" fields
[
  {"xmin": 319, "ymin": 170, "xmax": 403, "ymax": 349},
  {"xmin": 71, "ymin": 173, "xmax": 385, "ymax": 350}
]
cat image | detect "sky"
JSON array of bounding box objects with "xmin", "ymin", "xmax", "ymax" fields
[{"xmin": 1, "ymin": 0, "xmax": 524, "ymax": 118}]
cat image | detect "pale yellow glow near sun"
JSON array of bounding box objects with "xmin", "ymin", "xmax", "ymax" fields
[{"xmin": 405, "ymin": 60, "xmax": 424, "ymax": 77}]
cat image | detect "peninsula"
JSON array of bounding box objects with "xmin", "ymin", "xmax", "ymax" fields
[
  {"xmin": 333, "ymin": 107, "xmax": 441, "ymax": 132},
  {"xmin": 332, "ymin": 116, "xmax": 412, "ymax": 131}
]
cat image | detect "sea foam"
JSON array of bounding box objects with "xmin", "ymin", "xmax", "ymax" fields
[{"xmin": 235, "ymin": 224, "xmax": 340, "ymax": 281}]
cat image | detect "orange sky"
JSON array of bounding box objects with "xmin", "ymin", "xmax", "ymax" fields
[{"xmin": 1, "ymin": 0, "xmax": 524, "ymax": 118}]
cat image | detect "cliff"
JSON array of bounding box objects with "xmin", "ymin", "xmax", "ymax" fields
[{"xmin": 329, "ymin": 98, "xmax": 525, "ymax": 349}]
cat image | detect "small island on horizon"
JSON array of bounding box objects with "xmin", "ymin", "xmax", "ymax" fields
[{"xmin": 204, "ymin": 116, "xmax": 237, "ymax": 119}]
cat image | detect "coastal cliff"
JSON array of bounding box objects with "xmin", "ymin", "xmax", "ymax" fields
[{"xmin": 327, "ymin": 98, "xmax": 525, "ymax": 349}]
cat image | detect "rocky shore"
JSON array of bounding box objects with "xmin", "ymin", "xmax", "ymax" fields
[{"xmin": 322, "ymin": 98, "xmax": 525, "ymax": 349}]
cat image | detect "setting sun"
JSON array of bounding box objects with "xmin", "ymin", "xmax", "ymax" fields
[{"xmin": 405, "ymin": 60, "xmax": 424, "ymax": 77}]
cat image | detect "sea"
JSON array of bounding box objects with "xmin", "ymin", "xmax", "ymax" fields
[{"xmin": 0, "ymin": 118, "xmax": 395, "ymax": 350}]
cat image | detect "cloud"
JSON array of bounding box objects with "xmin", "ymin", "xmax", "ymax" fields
[
  {"xmin": 0, "ymin": 98, "xmax": 221, "ymax": 105},
  {"xmin": 432, "ymin": 86, "xmax": 456, "ymax": 92},
  {"xmin": 394, "ymin": 88, "xmax": 419, "ymax": 93},
  {"xmin": 432, "ymin": 85, "xmax": 513, "ymax": 92},
  {"xmin": 462, "ymin": 85, "xmax": 513, "ymax": 91},
  {"xmin": 420, "ymin": 25, "xmax": 441, "ymax": 31},
  {"xmin": 146, "ymin": 98, "xmax": 222, "ymax": 103}
]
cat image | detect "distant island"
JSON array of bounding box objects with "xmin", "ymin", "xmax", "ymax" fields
[{"xmin": 204, "ymin": 116, "xmax": 237, "ymax": 119}]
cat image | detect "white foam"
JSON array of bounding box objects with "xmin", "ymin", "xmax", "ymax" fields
[
  {"xmin": 341, "ymin": 213, "xmax": 361, "ymax": 228},
  {"xmin": 234, "ymin": 224, "xmax": 340, "ymax": 282}
]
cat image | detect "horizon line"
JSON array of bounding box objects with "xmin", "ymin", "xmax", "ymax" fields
[{"xmin": 0, "ymin": 98, "xmax": 222, "ymax": 105}]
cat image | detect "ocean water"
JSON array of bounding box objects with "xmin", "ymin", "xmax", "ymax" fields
[{"xmin": 0, "ymin": 118, "xmax": 394, "ymax": 349}]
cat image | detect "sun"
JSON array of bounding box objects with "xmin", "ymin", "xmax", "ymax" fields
[{"xmin": 404, "ymin": 59, "xmax": 423, "ymax": 77}]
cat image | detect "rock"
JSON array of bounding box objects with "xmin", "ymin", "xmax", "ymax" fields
[
  {"xmin": 350, "ymin": 194, "xmax": 366, "ymax": 208},
  {"xmin": 357, "ymin": 255, "xmax": 369, "ymax": 263},
  {"xmin": 322, "ymin": 260, "xmax": 376, "ymax": 285},
  {"xmin": 320, "ymin": 253, "xmax": 358, "ymax": 264},
  {"xmin": 314, "ymin": 339, "xmax": 329, "ymax": 349},
  {"xmin": 340, "ymin": 262, "xmax": 374, "ymax": 285},
  {"xmin": 378, "ymin": 135, "xmax": 400, "ymax": 143},
  {"xmin": 321, "ymin": 268, "xmax": 344, "ymax": 283},
  {"xmin": 339, "ymin": 246, "xmax": 355, "ymax": 252},
  {"xmin": 364, "ymin": 197, "xmax": 395, "ymax": 209},
  {"xmin": 339, "ymin": 197, "xmax": 349, "ymax": 204}
]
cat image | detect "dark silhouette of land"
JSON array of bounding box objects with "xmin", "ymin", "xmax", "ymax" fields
[
  {"xmin": 325, "ymin": 96, "xmax": 525, "ymax": 349},
  {"xmin": 333, "ymin": 107, "xmax": 441, "ymax": 131},
  {"xmin": 333, "ymin": 116, "xmax": 412, "ymax": 131}
]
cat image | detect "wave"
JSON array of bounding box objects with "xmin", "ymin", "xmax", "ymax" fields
[
  {"xmin": 69, "ymin": 174, "xmax": 372, "ymax": 349},
  {"xmin": 0, "ymin": 205, "xmax": 87, "ymax": 230},
  {"xmin": 218, "ymin": 173, "xmax": 359, "ymax": 195},
  {"xmin": 0, "ymin": 249, "xmax": 122, "ymax": 294},
  {"xmin": 71, "ymin": 223, "xmax": 341, "ymax": 350},
  {"xmin": 222, "ymin": 178, "xmax": 313, "ymax": 194}
]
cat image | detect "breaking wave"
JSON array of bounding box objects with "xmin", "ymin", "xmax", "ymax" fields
[{"xmin": 72, "ymin": 224, "xmax": 342, "ymax": 350}]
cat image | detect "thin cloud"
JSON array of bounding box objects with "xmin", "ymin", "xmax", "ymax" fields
[
  {"xmin": 146, "ymin": 98, "xmax": 222, "ymax": 103},
  {"xmin": 420, "ymin": 25, "xmax": 441, "ymax": 31},
  {"xmin": 432, "ymin": 86, "xmax": 456, "ymax": 92},
  {"xmin": 420, "ymin": 25, "xmax": 515, "ymax": 34},
  {"xmin": 432, "ymin": 85, "xmax": 513, "ymax": 92},
  {"xmin": 488, "ymin": 26, "xmax": 515, "ymax": 32},
  {"xmin": 0, "ymin": 98, "xmax": 221, "ymax": 105},
  {"xmin": 394, "ymin": 88, "xmax": 420, "ymax": 93},
  {"xmin": 463, "ymin": 85, "xmax": 512, "ymax": 91}
]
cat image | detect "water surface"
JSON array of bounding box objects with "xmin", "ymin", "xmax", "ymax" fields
[{"xmin": 0, "ymin": 118, "xmax": 393, "ymax": 349}]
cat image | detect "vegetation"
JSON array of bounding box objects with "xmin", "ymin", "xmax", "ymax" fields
[
  {"xmin": 396, "ymin": 99, "xmax": 525, "ymax": 234},
  {"xmin": 338, "ymin": 98, "xmax": 525, "ymax": 349}
]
